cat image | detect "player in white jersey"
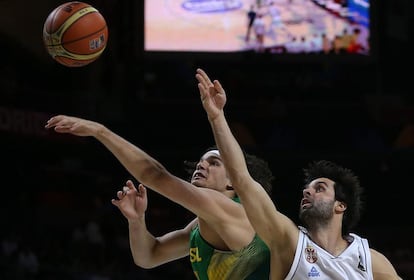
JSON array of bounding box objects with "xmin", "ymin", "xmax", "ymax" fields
[
  {"xmin": 286, "ymin": 227, "xmax": 373, "ymax": 279},
  {"xmin": 195, "ymin": 68, "xmax": 403, "ymax": 280}
]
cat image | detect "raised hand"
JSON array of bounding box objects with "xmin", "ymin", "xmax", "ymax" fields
[
  {"xmin": 195, "ymin": 68, "xmax": 227, "ymax": 121},
  {"xmin": 111, "ymin": 180, "xmax": 148, "ymax": 221},
  {"xmin": 45, "ymin": 115, "xmax": 103, "ymax": 137}
]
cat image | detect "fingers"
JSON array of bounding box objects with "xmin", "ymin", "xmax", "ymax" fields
[
  {"xmin": 213, "ymin": 80, "xmax": 225, "ymax": 94},
  {"xmin": 137, "ymin": 183, "xmax": 146, "ymax": 195},
  {"xmin": 45, "ymin": 115, "xmax": 73, "ymax": 131},
  {"xmin": 113, "ymin": 187, "xmax": 131, "ymax": 204},
  {"xmin": 116, "ymin": 190, "xmax": 124, "ymax": 199},
  {"xmin": 45, "ymin": 115, "xmax": 62, "ymax": 128},
  {"xmin": 110, "ymin": 198, "xmax": 119, "ymax": 207},
  {"xmin": 198, "ymin": 83, "xmax": 208, "ymax": 101},
  {"xmin": 196, "ymin": 69, "xmax": 221, "ymax": 104},
  {"xmin": 117, "ymin": 181, "xmax": 141, "ymax": 198},
  {"xmin": 122, "ymin": 186, "xmax": 129, "ymax": 195},
  {"xmin": 196, "ymin": 68, "xmax": 225, "ymax": 97},
  {"xmin": 111, "ymin": 194, "xmax": 122, "ymax": 208},
  {"xmin": 196, "ymin": 68, "xmax": 213, "ymax": 89},
  {"xmin": 125, "ymin": 179, "xmax": 136, "ymax": 190},
  {"xmin": 196, "ymin": 68, "xmax": 210, "ymax": 82},
  {"xmin": 113, "ymin": 186, "xmax": 131, "ymax": 205},
  {"xmin": 196, "ymin": 76, "xmax": 210, "ymax": 93}
]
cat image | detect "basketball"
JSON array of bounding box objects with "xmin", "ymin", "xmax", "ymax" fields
[{"xmin": 43, "ymin": 1, "xmax": 108, "ymax": 67}]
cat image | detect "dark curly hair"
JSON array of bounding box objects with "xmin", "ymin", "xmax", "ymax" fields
[
  {"xmin": 303, "ymin": 160, "xmax": 364, "ymax": 236},
  {"xmin": 184, "ymin": 145, "xmax": 274, "ymax": 195}
]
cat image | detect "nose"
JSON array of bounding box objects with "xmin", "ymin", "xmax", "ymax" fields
[
  {"xmin": 196, "ymin": 160, "xmax": 207, "ymax": 170},
  {"xmin": 303, "ymin": 188, "xmax": 312, "ymax": 197}
]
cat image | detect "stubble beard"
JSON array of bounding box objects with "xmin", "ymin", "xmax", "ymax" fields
[{"xmin": 299, "ymin": 199, "xmax": 335, "ymax": 230}]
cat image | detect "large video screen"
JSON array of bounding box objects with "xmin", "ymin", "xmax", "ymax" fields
[{"xmin": 144, "ymin": 0, "xmax": 370, "ymax": 56}]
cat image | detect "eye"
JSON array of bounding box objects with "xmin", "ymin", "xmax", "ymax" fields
[
  {"xmin": 316, "ymin": 185, "xmax": 324, "ymax": 192},
  {"xmin": 208, "ymin": 159, "xmax": 221, "ymax": 166},
  {"xmin": 212, "ymin": 160, "xmax": 221, "ymax": 166}
]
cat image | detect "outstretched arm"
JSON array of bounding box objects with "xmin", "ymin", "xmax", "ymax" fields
[
  {"xmin": 45, "ymin": 115, "xmax": 212, "ymax": 216},
  {"xmin": 112, "ymin": 180, "xmax": 194, "ymax": 268},
  {"xmin": 45, "ymin": 115, "xmax": 242, "ymax": 229},
  {"xmin": 370, "ymin": 249, "xmax": 402, "ymax": 280},
  {"xmin": 195, "ymin": 68, "xmax": 298, "ymax": 247}
]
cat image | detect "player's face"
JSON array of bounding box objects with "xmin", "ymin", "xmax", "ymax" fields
[
  {"xmin": 191, "ymin": 150, "xmax": 231, "ymax": 192},
  {"xmin": 299, "ymin": 178, "xmax": 336, "ymax": 226}
]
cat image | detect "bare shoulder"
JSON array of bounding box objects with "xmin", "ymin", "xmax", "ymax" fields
[
  {"xmin": 191, "ymin": 187, "xmax": 249, "ymax": 224},
  {"xmin": 185, "ymin": 218, "xmax": 199, "ymax": 231},
  {"xmin": 370, "ymin": 248, "xmax": 402, "ymax": 280}
]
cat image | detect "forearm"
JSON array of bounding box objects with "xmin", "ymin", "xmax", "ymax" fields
[
  {"xmin": 93, "ymin": 125, "xmax": 167, "ymax": 187},
  {"xmin": 209, "ymin": 112, "xmax": 280, "ymax": 243},
  {"xmin": 209, "ymin": 113, "xmax": 249, "ymax": 185},
  {"xmin": 128, "ymin": 218, "xmax": 160, "ymax": 268}
]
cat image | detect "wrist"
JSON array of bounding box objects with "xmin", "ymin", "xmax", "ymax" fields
[
  {"xmin": 209, "ymin": 112, "xmax": 225, "ymax": 124},
  {"xmin": 128, "ymin": 215, "xmax": 145, "ymax": 226},
  {"xmin": 94, "ymin": 123, "xmax": 108, "ymax": 139}
]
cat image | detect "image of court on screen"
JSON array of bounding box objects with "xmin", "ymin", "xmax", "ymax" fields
[{"xmin": 144, "ymin": 0, "xmax": 370, "ymax": 56}]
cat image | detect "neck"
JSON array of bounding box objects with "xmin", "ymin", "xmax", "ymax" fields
[{"xmin": 307, "ymin": 225, "xmax": 349, "ymax": 257}]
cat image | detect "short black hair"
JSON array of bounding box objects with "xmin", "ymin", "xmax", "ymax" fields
[
  {"xmin": 303, "ymin": 160, "xmax": 364, "ymax": 236},
  {"xmin": 184, "ymin": 145, "xmax": 274, "ymax": 195}
]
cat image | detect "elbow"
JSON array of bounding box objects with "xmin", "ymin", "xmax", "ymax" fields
[
  {"xmin": 136, "ymin": 160, "xmax": 170, "ymax": 186},
  {"xmin": 230, "ymin": 173, "xmax": 254, "ymax": 190},
  {"xmin": 133, "ymin": 258, "xmax": 158, "ymax": 269},
  {"xmin": 130, "ymin": 238, "xmax": 164, "ymax": 269},
  {"xmin": 134, "ymin": 261, "xmax": 155, "ymax": 269}
]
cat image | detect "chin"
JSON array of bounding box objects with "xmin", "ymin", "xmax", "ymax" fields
[{"xmin": 191, "ymin": 181, "xmax": 204, "ymax": 188}]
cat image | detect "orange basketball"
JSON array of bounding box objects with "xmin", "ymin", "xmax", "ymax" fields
[{"xmin": 43, "ymin": 1, "xmax": 108, "ymax": 67}]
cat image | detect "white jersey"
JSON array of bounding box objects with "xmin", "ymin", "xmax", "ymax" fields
[{"xmin": 285, "ymin": 227, "xmax": 373, "ymax": 280}]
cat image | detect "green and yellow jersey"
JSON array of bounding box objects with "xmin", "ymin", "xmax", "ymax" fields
[{"xmin": 189, "ymin": 198, "xmax": 270, "ymax": 280}]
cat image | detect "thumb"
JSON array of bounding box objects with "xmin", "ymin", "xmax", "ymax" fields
[{"xmin": 111, "ymin": 199, "xmax": 120, "ymax": 208}]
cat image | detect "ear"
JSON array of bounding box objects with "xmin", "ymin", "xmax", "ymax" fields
[{"xmin": 335, "ymin": 201, "xmax": 347, "ymax": 213}]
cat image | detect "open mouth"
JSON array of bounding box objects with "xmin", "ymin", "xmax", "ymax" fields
[
  {"xmin": 301, "ymin": 198, "xmax": 312, "ymax": 209},
  {"xmin": 192, "ymin": 171, "xmax": 206, "ymax": 180}
]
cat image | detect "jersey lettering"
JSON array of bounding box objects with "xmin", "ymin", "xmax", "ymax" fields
[{"xmin": 190, "ymin": 247, "xmax": 202, "ymax": 262}]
